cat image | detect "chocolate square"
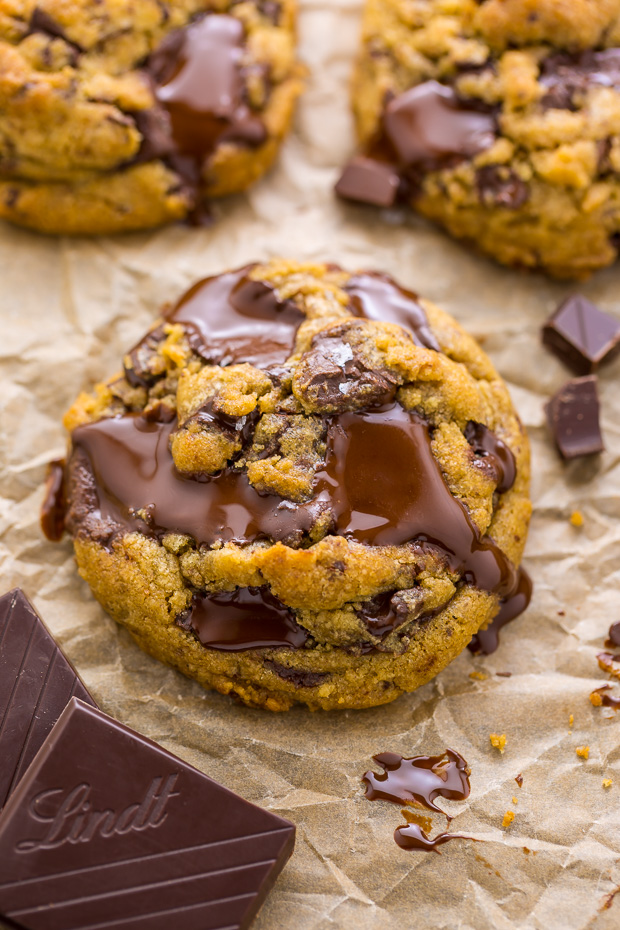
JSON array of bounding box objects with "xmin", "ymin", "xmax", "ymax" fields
[
  {"xmin": 542, "ymin": 295, "xmax": 620, "ymax": 374},
  {"xmin": 335, "ymin": 155, "xmax": 400, "ymax": 207},
  {"xmin": 0, "ymin": 589, "xmax": 95, "ymax": 811},
  {"xmin": 545, "ymin": 375, "xmax": 604, "ymax": 459},
  {"xmin": 0, "ymin": 698, "xmax": 295, "ymax": 930}
]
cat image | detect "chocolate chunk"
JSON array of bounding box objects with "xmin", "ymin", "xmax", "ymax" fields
[
  {"xmin": 476, "ymin": 165, "xmax": 529, "ymax": 209},
  {"xmin": 264, "ymin": 661, "xmax": 329, "ymax": 688},
  {"xmin": 546, "ymin": 375, "xmax": 604, "ymax": 459},
  {"xmin": 181, "ymin": 588, "xmax": 308, "ymax": 650},
  {"xmin": 0, "ymin": 590, "xmax": 95, "ymax": 811},
  {"xmin": 0, "ymin": 698, "xmax": 295, "ymax": 930},
  {"xmin": 40, "ymin": 459, "xmax": 66, "ymax": 541},
  {"xmin": 335, "ymin": 155, "xmax": 400, "ymax": 207},
  {"xmin": 29, "ymin": 7, "xmax": 73, "ymax": 44},
  {"xmin": 382, "ymin": 81, "xmax": 496, "ymax": 168},
  {"xmin": 545, "ymin": 375, "xmax": 605, "ymax": 459},
  {"xmin": 293, "ymin": 323, "xmax": 401, "ymax": 413},
  {"xmin": 464, "ymin": 421, "xmax": 517, "ymax": 493},
  {"xmin": 542, "ymin": 295, "xmax": 620, "ymax": 374},
  {"xmin": 540, "ymin": 50, "xmax": 620, "ymax": 111}
]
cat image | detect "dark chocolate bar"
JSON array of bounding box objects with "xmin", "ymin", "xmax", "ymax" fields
[
  {"xmin": 0, "ymin": 698, "xmax": 295, "ymax": 930},
  {"xmin": 545, "ymin": 375, "xmax": 604, "ymax": 460},
  {"xmin": 542, "ymin": 295, "xmax": 620, "ymax": 375},
  {"xmin": 0, "ymin": 589, "xmax": 95, "ymax": 811}
]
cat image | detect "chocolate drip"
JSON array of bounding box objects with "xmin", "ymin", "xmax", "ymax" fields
[
  {"xmin": 40, "ymin": 459, "xmax": 66, "ymax": 542},
  {"xmin": 149, "ymin": 14, "xmax": 266, "ymax": 174},
  {"xmin": 70, "ymin": 416, "xmax": 316, "ymax": 546},
  {"xmin": 395, "ymin": 813, "xmax": 468, "ymax": 853},
  {"xmin": 168, "ymin": 266, "xmax": 304, "ymax": 368},
  {"xmin": 468, "ymin": 567, "xmax": 532, "ymax": 655},
  {"xmin": 464, "ymin": 421, "xmax": 517, "ymax": 493},
  {"xmin": 181, "ymin": 587, "xmax": 307, "ymax": 651},
  {"xmin": 362, "ymin": 749, "xmax": 471, "ymax": 814},
  {"xmin": 346, "ymin": 272, "xmax": 441, "ymax": 351},
  {"xmin": 70, "ymin": 403, "xmax": 521, "ymax": 610}
]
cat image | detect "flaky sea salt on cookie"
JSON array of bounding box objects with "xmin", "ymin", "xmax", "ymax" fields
[
  {"xmin": 338, "ymin": 0, "xmax": 620, "ymax": 280},
  {"xmin": 45, "ymin": 260, "xmax": 532, "ymax": 711},
  {"xmin": 0, "ymin": 1, "xmax": 304, "ymax": 234}
]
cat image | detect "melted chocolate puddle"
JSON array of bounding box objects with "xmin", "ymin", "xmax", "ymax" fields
[
  {"xmin": 363, "ymin": 749, "xmax": 471, "ymax": 815},
  {"xmin": 363, "ymin": 749, "xmax": 472, "ymax": 853},
  {"xmin": 167, "ymin": 266, "xmax": 304, "ymax": 367},
  {"xmin": 346, "ymin": 272, "xmax": 441, "ymax": 351},
  {"xmin": 181, "ymin": 587, "xmax": 307, "ymax": 650},
  {"xmin": 150, "ymin": 14, "xmax": 266, "ymax": 175},
  {"xmin": 468, "ymin": 566, "xmax": 532, "ymax": 655},
  {"xmin": 395, "ymin": 810, "xmax": 468, "ymax": 853}
]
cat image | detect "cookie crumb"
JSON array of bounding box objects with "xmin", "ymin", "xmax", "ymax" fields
[
  {"xmin": 603, "ymin": 778, "xmax": 613, "ymax": 789},
  {"xmin": 576, "ymin": 746, "xmax": 589, "ymax": 760},
  {"xmin": 590, "ymin": 691, "xmax": 603, "ymax": 707},
  {"xmin": 569, "ymin": 714, "xmax": 574, "ymax": 727},
  {"xmin": 469, "ymin": 671, "xmax": 487, "ymax": 680},
  {"xmin": 490, "ymin": 733, "xmax": 506, "ymax": 753},
  {"xmin": 512, "ymin": 796, "xmax": 518, "ymax": 804},
  {"xmin": 570, "ymin": 511, "xmax": 584, "ymax": 528},
  {"xmin": 502, "ymin": 810, "xmax": 515, "ymax": 828},
  {"xmin": 515, "ymin": 773, "xmax": 523, "ymax": 788}
]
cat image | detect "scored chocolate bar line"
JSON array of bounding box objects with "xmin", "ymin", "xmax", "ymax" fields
[
  {"xmin": 0, "ymin": 588, "xmax": 96, "ymax": 810},
  {"xmin": 0, "ymin": 698, "xmax": 295, "ymax": 930}
]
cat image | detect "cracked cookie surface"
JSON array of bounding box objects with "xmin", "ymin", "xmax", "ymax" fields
[
  {"xmin": 0, "ymin": 0, "xmax": 303, "ymax": 234},
  {"xmin": 54, "ymin": 259, "xmax": 531, "ymax": 710},
  {"xmin": 338, "ymin": 0, "xmax": 620, "ymax": 279}
]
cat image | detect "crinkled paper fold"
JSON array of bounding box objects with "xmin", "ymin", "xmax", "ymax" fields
[{"xmin": 1, "ymin": 1, "xmax": 620, "ymax": 926}]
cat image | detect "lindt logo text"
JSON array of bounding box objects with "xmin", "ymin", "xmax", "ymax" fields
[{"xmin": 17, "ymin": 774, "xmax": 180, "ymax": 852}]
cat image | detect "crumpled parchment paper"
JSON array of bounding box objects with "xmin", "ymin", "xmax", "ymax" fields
[{"xmin": 1, "ymin": 1, "xmax": 620, "ymax": 926}]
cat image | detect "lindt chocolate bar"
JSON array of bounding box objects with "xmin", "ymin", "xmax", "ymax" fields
[
  {"xmin": 0, "ymin": 588, "xmax": 95, "ymax": 811},
  {"xmin": 0, "ymin": 698, "xmax": 295, "ymax": 930},
  {"xmin": 546, "ymin": 375, "xmax": 604, "ymax": 460},
  {"xmin": 542, "ymin": 295, "xmax": 620, "ymax": 375}
]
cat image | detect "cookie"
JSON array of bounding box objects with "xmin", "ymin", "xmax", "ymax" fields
[
  {"xmin": 54, "ymin": 260, "xmax": 531, "ymax": 711},
  {"xmin": 0, "ymin": 0, "xmax": 304, "ymax": 234},
  {"xmin": 337, "ymin": 0, "xmax": 620, "ymax": 280}
]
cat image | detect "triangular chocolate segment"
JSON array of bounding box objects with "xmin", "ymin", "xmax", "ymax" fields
[
  {"xmin": 0, "ymin": 698, "xmax": 295, "ymax": 930},
  {"xmin": 0, "ymin": 589, "xmax": 96, "ymax": 810}
]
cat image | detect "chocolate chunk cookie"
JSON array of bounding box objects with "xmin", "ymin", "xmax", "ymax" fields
[
  {"xmin": 51, "ymin": 260, "xmax": 531, "ymax": 710},
  {"xmin": 338, "ymin": 0, "xmax": 620, "ymax": 279},
  {"xmin": 0, "ymin": 1, "xmax": 304, "ymax": 234}
]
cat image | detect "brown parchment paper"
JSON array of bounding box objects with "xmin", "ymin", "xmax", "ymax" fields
[{"xmin": 2, "ymin": 1, "xmax": 620, "ymax": 926}]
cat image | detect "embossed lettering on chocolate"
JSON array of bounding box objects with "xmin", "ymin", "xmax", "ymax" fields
[
  {"xmin": 0, "ymin": 589, "xmax": 96, "ymax": 811},
  {"xmin": 55, "ymin": 260, "xmax": 532, "ymax": 711},
  {"xmin": 0, "ymin": 698, "xmax": 295, "ymax": 930}
]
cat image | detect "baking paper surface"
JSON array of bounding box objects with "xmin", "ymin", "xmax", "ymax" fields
[{"xmin": 1, "ymin": 1, "xmax": 620, "ymax": 926}]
